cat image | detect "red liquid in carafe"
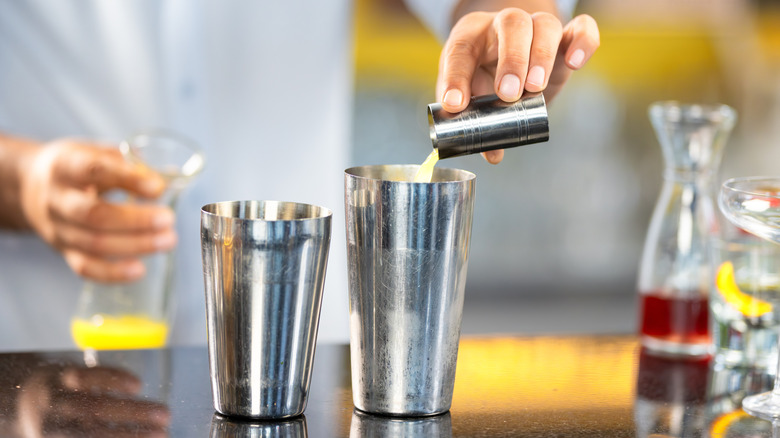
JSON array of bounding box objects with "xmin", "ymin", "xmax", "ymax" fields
[{"xmin": 639, "ymin": 292, "xmax": 710, "ymax": 344}]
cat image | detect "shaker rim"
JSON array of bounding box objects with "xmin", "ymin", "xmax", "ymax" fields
[
  {"xmin": 200, "ymin": 200, "xmax": 333, "ymax": 222},
  {"xmin": 344, "ymin": 164, "xmax": 476, "ymax": 184}
]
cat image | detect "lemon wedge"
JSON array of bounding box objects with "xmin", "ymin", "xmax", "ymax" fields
[
  {"xmin": 710, "ymin": 410, "xmax": 750, "ymax": 437},
  {"xmin": 716, "ymin": 261, "xmax": 773, "ymax": 318}
]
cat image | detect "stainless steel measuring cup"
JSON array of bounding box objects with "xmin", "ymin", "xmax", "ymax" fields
[{"xmin": 428, "ymin": 92, "xmax": 549, "ymax": 159}]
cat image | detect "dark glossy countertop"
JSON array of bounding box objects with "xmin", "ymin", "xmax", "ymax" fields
[{"xmin": 0, "ymin": 335, "xmax": 775, "ymax": 437}]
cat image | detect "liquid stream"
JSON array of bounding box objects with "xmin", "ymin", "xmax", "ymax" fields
[{"xmin": 414, "ymin": 149, "xmax": 439, "ymax": 183}]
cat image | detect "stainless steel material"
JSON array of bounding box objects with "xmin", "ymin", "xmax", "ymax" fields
[
  {"xmin": 344, "ymin": 165, "xmax": 476, "ymax": 416},
  {"xmin": 428, "ymin": 93, "xmax": 549, "ymax": 159},
  {"xmin": 349, "ymin": 410, "xmax": 452, "ymax": 437},
  {"xmin": 201, "ymin": 200, "xmax": 332, "ymax": 419},
  {"xmin": 210, "ymin": 413, "xmax": 308, "ymax": 438}
]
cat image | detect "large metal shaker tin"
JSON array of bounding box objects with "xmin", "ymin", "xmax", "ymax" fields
[
  {"xmin": 344, "ymin": 165, "xmax": 475, "ymax": 416},
  {"xmin": 428, "ymin": 92, "xmax": 549, "ymax": 159}
]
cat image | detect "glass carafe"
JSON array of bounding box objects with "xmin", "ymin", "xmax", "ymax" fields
[
  {"xmin": 71, "ymin": 131, "xmax": 204, "ymax": 350},
  {"xmin": 638, "ymin": 101, "xmax": 736, "ymax": 356}
]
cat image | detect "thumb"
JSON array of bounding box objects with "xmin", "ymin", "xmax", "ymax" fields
[{"xmin": 50, "ymin": 141, "xmax": 166, "ymax": 198}]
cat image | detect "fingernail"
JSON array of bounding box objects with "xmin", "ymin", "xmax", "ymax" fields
[
  {"xmin": 155, "ymin": 232, "xmax": 177, "ymax": 250},
  {"xmin": 150, "ymin": 408, "xmax": 172, "ymax": 427},
  {"xmin": 125, "ymin": 261, "xmax": 145, "ymax": 279},
  {"xmin": 141, "ymin": 177, "xmax": 165, "ymax": 195},
  {"xmin": 154, "ymin": 209, "xmax": 175, "ymax": 228},
  {"xmin": 442, "ymin": 89, "xmax": 463, "ymax": 107},
  {"xmin": 498, "ymin": 74, "xmax": 521, "ymax": 100},
  {"xmin": 526, "ymin": 66, "xmax": 545, "ymax": 88},
  {"xmin": 569, "ymin": 49, "xmax": 585, "ymax": 68}
]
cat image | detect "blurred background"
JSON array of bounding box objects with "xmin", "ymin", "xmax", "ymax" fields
[{"xmin": 352, "ymin": 0, "xmax": 780, "ymax": 336}]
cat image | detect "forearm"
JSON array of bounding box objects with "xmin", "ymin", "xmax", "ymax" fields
[
  {"xmin": 453, "ymin": 0, "xmax": 559, "ymax": 22},
  {"xmin": 0, "ymin": 132, "xmax": 38, "ymax": 230}
]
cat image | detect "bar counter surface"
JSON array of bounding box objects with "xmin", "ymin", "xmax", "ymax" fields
[{"xmin": 0, "ymin": 335, "xmax": 775, "ymax": 437}]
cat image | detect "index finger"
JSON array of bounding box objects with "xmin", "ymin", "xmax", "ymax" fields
[
  {"xmin": 52, "ymin": 142, "xmax": 166, "ymax": 198},
  {"xmin": 438, "ymin": 12, "xmax": 493, "ymax": 113}
]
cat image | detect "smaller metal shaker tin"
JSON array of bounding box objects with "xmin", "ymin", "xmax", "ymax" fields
[{"xmin": 428, "ymin": 92, "xmax": 549, "ymax": 159}]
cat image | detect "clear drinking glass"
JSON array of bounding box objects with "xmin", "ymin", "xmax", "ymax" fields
[
  {"xmin": 710, "ymin": 234, "xmax": 780, "ymax": 368},
  {"xmin": 718, "ymin": 176, "xmax": 780, "ymax": 419},
  {"xmin": 637, "ymin": 101, "xmax": 736, "ymax": 356},
  {"xmin": 71, "ymin": 131, "xmax": 205, "ymax": 350}
]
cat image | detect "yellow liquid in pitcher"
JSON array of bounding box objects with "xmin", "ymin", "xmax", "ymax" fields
[
  {"xmin": 71, "ymin": 315, "xmax": 169, "ymax": 350},
  {"xmin": 414, "ymin": 149, "xmax": 439, "ymax": 183}
]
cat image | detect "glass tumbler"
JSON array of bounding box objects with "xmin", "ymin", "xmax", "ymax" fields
[
  {"xmin": 71, "ymin": 131, "xmax": 205, "ymax": 350},
  {"xmin": 710, "ymin": 234, "xmax": 780, "ymax": 368}
]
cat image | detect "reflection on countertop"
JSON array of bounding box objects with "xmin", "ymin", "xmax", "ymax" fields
[{"xmin": 0, "ymin": 336, "xmax": 777, "ymax": 436}]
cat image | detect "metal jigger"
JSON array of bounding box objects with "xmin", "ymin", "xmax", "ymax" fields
[{"xmin": 428, "ymin": 92, "xmax": 549, "ymax": 159}]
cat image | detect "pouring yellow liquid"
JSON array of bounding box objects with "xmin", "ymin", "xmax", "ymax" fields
[
  {"xmin": 414, "ymin": 149, "xmax": 439, "ymax": 183},
  {"xmin": 71, "ymin": 314, "xmax": 169, "ymax": 350}
]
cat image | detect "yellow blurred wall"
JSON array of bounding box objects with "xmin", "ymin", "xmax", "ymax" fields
[
  {"xmin": 353, "ymin": 0, "xmax": 780, "ymax": 101},
  {"xmin": 353, "ymin": 0, "xmax": 441, "ymax": 89}
]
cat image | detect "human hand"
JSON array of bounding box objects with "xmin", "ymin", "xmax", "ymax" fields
[
  {"xmin": 18, "ymin": 139, "xmax": 176, "ymax": 282},
  {"xmin": 15, "ymin": 363, "xmax": 171, "ymax": 437},
  {"xmin": 436, "ymin": 8, "xmax": 600, "ymax": 163}
]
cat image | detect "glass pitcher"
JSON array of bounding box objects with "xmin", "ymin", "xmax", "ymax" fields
[
  {"xmin": 637, "ymin": 101, "xmax": 736, "ymax": 356},
  {"xmin": 71, "ymin": 131, "xmax": 205, "ymax": 350}
]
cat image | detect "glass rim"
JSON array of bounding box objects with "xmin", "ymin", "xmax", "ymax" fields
[
  {"xmin": 722, "ymin": 176, "xmax": 780, "ymax": 200},
  {"xmin": 648, "ymin": 100, "xmax": 737, "ymax": 123},
  {"xmin": 120, "ymin": 129, "xmax": 205, "ymax": 178}
]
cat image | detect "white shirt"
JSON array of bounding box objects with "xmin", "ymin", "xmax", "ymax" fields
[
  {"xmin": 0, "ymin": 0, "xmax": 364, "ymax": 350},
  {"xmin": 0, "ymin": 0, "xmax": 574, "ymax": 351}
]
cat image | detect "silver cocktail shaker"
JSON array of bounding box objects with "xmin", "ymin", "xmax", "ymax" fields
[
  {"xmin": 345, "ymin": 165, "xmax": 475, "ymax": 416},
  {"xmin": 201, "ymin": 200, "xmax": 332, "ymax": 419},
  {"xmin": 428, "ymin": 92, "xmax": 549, "ymax": 159}
]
